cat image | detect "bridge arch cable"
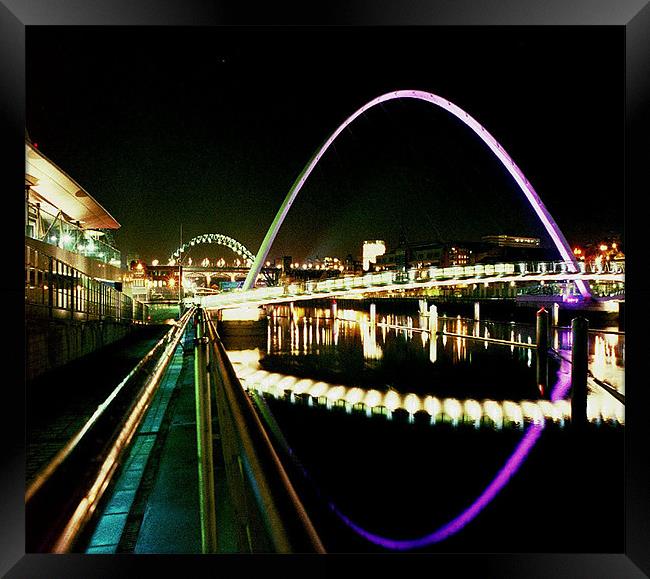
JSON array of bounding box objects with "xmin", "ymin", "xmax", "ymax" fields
[{"xmin": 243, "ymin": 89, "xmax": 590, "ymax": 299}]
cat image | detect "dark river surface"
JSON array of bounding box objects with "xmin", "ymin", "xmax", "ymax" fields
[{"xmin": 221, "ymin": 301, "xmax": 624, "ymax": 553}]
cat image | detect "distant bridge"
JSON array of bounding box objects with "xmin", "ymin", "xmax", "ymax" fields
[
  {"xmin": 183, "ymin": 265, "xmax": 281, "ymax": 287},
  {"xmin": 194, "ymin": 260, "xmax": 624, "ymax": 310},
  {"xmin": 170, "ymin": 233, "xmax": 279, "ymax": 286}
]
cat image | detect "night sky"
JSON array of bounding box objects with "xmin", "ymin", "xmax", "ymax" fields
[{"xmin": 26, "ymin": 27, "xmax": 623, "ymax": 264}]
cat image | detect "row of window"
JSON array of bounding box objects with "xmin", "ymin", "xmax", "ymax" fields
[{"xmin": 25, "ymin": 246, "xmax": 147, "ymax": 321}]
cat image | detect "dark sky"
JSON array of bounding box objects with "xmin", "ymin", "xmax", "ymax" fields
[{"xmin": 26, "ymin": 26, "xmax": 623, "ymax": 264}]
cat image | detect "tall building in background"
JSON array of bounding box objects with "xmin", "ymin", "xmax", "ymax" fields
[{"xmin": 362, "ymin": 240, "xmax": 386, "ymax": 271}]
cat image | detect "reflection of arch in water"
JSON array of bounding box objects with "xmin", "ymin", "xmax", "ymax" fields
[
  {"xmin": 328, "ymin": 361, "xmax": 573, "ymax": 550},
  {"xmin": 170, "ymin": 233, "xmax": 255, "ymax": 264},
  {"xmin": 244, "ymin": 90, "xmax": 589, "ymax": 299}
]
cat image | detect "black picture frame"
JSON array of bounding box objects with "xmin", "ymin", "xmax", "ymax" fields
[{"xmin": 2, "ymin": 1, "xmax": 648, "ymax": 577}]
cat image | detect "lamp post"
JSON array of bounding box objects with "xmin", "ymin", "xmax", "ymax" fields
[
  {"xmin": 178, "ymin": 253, "xmax": 183, "ymax": 315},
  {"xmin": 178, "ymin": 224, "xmax": 184, "ymax": 318}
]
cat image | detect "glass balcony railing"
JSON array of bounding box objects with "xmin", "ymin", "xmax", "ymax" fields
[{"xmin": 26, "ymin": 201, "xmax": 121, "ymax": 267}]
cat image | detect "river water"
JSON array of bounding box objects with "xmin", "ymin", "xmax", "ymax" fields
[{"xmin": 222, "ymin": 301, "xmax": 624, "ymax": 553}]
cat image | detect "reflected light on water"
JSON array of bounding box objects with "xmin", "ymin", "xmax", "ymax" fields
[
  {"xmin": 232, "ymin": 359, "xmax": 623, "ymax": 427},
  {"xmin": 404, "ymin": 393, "xmax": 421, "ymax": 415},
  {"xmin": 463, "ymin": 399, "xmax": 482, "ymax": 428}
]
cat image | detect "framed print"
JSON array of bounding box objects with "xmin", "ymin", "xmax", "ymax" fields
[{"xmin": 2, "ymin": 0, "xmax": 648, "ymax": 576}]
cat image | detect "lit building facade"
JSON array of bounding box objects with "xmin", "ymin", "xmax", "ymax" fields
[
  {"xmin": 374, "ymin": 235, "xmax": 557, "ymax": 271},
  {"xmin": 376, "ymin": 241, "xmax": 476, "ymax": 270},
  {"xmin": 25, "ymin": 136, "xmax": 148, "ymax": 380},
  {"xmin": 362, "ymin": 240, "xmax": 386, "ymax": 271},
  {"xmin": 481, "ymin": 235, "xmax": 540, "ymax": 248},
  {"xmin": 25, "ymin": 139, "xmax": 124, "ymax": 277},
  {"xmin": 129, "ymin": 261, "xmax": 183, "ymax": 301}
]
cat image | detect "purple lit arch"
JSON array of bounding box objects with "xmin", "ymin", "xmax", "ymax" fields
[{"xmin": 244, "ymin": 89, "xmax": 589, "ymax": 299}]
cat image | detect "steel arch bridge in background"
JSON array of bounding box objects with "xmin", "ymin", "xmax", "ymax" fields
[
  {"xmin": 170, "ymin": 233, "xmax": 278, "ymax": 286},
  {"xmin": 170, "ymin": 233, "xmax": 256, "ymax": 264}
]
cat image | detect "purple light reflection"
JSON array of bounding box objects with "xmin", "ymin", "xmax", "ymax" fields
[{"xmin": 330, "ymin": 359, "xmax": 573, "ymax": 550}]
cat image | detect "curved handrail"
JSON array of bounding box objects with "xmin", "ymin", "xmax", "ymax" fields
[
  {"xmin": 204, "ymin": 310, "xmax": 326, "ymax": 553},
  {"xmin": 26, "ymin": 327, "xmax": 173, "ymax": 503},
  {"xmin": 27, "ymin": 307, "xmax": 195, "ymax": 552}
]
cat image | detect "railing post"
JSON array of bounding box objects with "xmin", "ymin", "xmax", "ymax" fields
[
  {"xmin": 369, "ymin": 303, "xmax": 376, "ymax": 326},
  {"xmin": 552, "ymin": 302, "xmax": 559, "ymax": 327},
  {"xmin": 618, "ymin": 302, "xmax": 625, "ymax": 331},
  {"xmin": 194, "ymin": 334, "xmax": 217, "ymax": 553},
  {"xmin": 536, "ymin": 308, "xmax": 549, "ymax": 393},
  {"xmin": 195, "ymin": 307, "xmax": 205, "ymax": 338},
  {"xmin": 473, "ymin": 301, "xmax": 480, "ymax": 321},
  {"xmin": 571, "ymin": 317, "xmax": 589, "ymax": 428},
  {"xmin": 428, "ymin": 304, "xmax": 438, "ymax": 335},
  {"xmin": 536, "ymin": 307, "xmax": 549, "ymax": 352},
  {"xmin": 428, "ymin": 304, "xmax": 438, "ymax": 364}
]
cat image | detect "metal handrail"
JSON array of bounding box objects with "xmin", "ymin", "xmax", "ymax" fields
[
  {"xmin": 26, "ymin": 329, "xmax": 169, "ymax": 502},
  {"xmin": 203, "ymin": 310, "xmax": 326, "ymax": 553},
  {"xmin": 54, "ymin": 307, "xmax": 195, "ymax": 552},
  {"xmin": 26, "ymin": 307, "xmax": 195, "ymax": 552}
]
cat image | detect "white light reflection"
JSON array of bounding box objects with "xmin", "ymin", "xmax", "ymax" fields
[
  {"xmin": 463, "ymin": 399, "xmax": 482, "ymax": 428},
  {"xmin": 236, "ymin": 365, "xmax": 624, "ymax": 427}
]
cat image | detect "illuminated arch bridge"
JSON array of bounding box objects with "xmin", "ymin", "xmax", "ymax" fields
[
  {"xmin": 243, "ymin": 89, "xmax": 591, "ymax": 301},
  {"xmin": 170, "ymin": 233, "xmax": 255, "ymax": 264},
  {"xmin": 170, "ymin": 233, "xmax": 279, "ymax": 286}
]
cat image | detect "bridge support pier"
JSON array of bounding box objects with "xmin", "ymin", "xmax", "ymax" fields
[
  {"xmin": 428, "ymin": 304, "xmax": 438, "ymax": 335},
  {"xmin": 428, "ymin": 304, "xmax": 438, "ymax": 364},
  {"xmin": 370, "ymin": 303, "xmax": 376, "ymax": 326},
  {"xmin": 571, "ymin": 317, "xmax": 589, "ymax": 428},
  {"xmin": 618, "ymin": 302, "xmax": 625, "ymax": 331},
  {"xmin": 536, "ymin": 308, "xmax": 549, "ymax": 393}
]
